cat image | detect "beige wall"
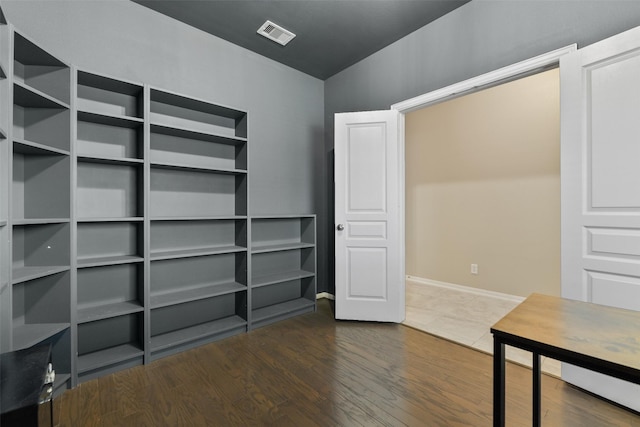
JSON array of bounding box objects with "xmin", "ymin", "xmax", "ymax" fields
[{"xmin": 405, "ymin": 69, "xmax": 560, "ymax": 297}]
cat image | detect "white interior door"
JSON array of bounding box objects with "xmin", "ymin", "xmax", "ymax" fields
[
  {"xmin": 334, "ymin": 110, "xmax": 405, "ymax": 322},
  {"xmin": 561, "ymin": 25, "xmax": 640, "ymax": 412}
]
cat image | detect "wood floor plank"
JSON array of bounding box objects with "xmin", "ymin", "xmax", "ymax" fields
[{"xmin": 53, "ymin": 300, "xmax": 640, "ymax": 426}]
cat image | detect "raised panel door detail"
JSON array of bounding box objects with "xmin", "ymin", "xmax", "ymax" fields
[
  {"xmin": 347, "ymin": 247, "xmax": 387, "ymax": 300},
  {"xmin": 588, "ymin": 53, "xmax": 640, "ymax": 210},
  {"xmin": 346, "ymin": 221, "xmax": 387, "ymax": 239},
  {"xmin": 588, "ymin": 271, "xmax": 640, "ymax": 311},
  {"xmin": 586, "ymin": 227, "xmax": 640, "ymax": 259},
  {"xmin": 346, "ymin": 124, "xmax": 386, "ymax": 213}
]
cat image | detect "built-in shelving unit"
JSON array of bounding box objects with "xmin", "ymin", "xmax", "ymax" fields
[
  {"xmin": 0, "ymin": 23, "xmax": 74, "ymax": 394},
  {"xmin": 74, "ymin": 70, "xmax": 145, "ymax": 382},
  {"xmin": 147, "ymin": 88, "xmax": 249, "ymax": 361},
  {"xmin": 0, "ymin": 3, "xmax": 10, "ymax": 356},
  {"xmin": 250, "ymin": 216, "xmax": 316, "ymax": 329},
  {"xmin": 0, "ymin": 11, "xmax": 316, "ymax": 389}
]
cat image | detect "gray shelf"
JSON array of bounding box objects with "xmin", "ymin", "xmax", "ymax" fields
[
  {"xmin": 77, "ymin": 217, "xmax": 143, "ymax": 223},
  {"xmin": 150, "ymin": 245, "xmax": 246, "ymax": 261},
  {"xmin": 150, "ymin": 168, "xmax": 246, "ymax": 217},
  {"xmin": 252, "ymin": 298, "xmax": 315, "ymax": 326},
  {"xmin": 252, "ymin": 269, "xmax": 315, "ymax": 288},
  {"xmin": 251, "ymin": 242, "xmax": 315, "ymax": 254},
  {"xmin": 150, "ymin": 160, "xmax": 246, "ymax": 175},
  {"xmin": 150, "ymin": 281, "xmax": 245, "ymax": 309},
  {"xmin": 12, "ymin": 323, "xmax": 70, "ymax": 350},
  {"xmin": 77, "ymin": 110, "xmax": 143, "ymax": 129},
  {"xmin": 14, "ymin": 81, "xmax": 69, "ymax": 109},
  {"xmin": 77, "ymin": 313, "xmax": 143, "ymax": 376},
  {"xmin": 77, "ymin": 161, "xmax": 142, "ymax": 219},
  {"xmin": 77, "ymin": 110, "xmax": 142, "ymax": 161},
  {"xmin": 150, "ymin": 315, "xmax": 246, "ymax": 353},
  {"xmin": 13, "ymin": 152, "xmax": 71, "ymax": 220},
  {"xmin": 12, "ymin": 223, "xmax": 71, "ymax": 278},
  {"xmin": 77, "ymin": 70, "xmax": 143, "ymax": 120},
  {"xmin": 13, "ymin": 101, "xmax": 70, "ymax": 152},
  {"xmin": 77, "ymin": 154, "xmax": 143, "ymax": 166},
  {"xmin": 13, "ymin": 138, "xmax": 70, "ymax": 156},
  {"xmin": 77, "ymin": 255, "xmax": 144, "ymax": 268},
  {"xmin": 249, "ymin": 216, "xmax": 316, "ymax": 330},
  {"xmin": 12, "ymin": 266, "xmax": 69, "ymax": 284},
  {"xmin": 150, "ymin": 123, "xmax": 246, "ymax": 145},
  {"xmin": 151, "ymin": 215, "xmax": 247, "ymax": 221},
  {"xmin": 14, "ymin": 32, "xmax": 70, "ymax": 105},
  {"xmin": 12, "ymin": 218, "xmax": 69, "ymax": 225},
  {"xmin": 150, "ymin": 89, "xmax": 246, "ymax": 122},
  {"xmin": 77, "ymin": 343, "xmax": 143, "ymax": 374},
  {"xmin": 77, "ymin": 301, "xmax": 143, "ymax": 324},
  {"xmin": 251, "ymin": 216, "xmax": 315, "ymax": 252}
]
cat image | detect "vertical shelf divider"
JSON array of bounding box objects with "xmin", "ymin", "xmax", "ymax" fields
[
  {"xmin": 142, "ymin": 84, "xmax": 151, "ymax": 364},
  {"xmin": 69, "ymin": 65, "xmax": 79, "ymax": 388},
  {"xmin": 0, "ymin": 8, "xmax": 12, "ymax": 355}
]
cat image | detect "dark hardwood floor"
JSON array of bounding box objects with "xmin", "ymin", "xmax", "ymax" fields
[{"xmin": 54, "ymin": 300, "xmax": 640, "ymax": 426}]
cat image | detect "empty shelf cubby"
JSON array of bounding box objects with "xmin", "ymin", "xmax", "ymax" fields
[
  {"xmin": 12, "ymin": 222, "xmax": 70, "ymax": 284},
  {"xmin": 150, "ymin": 168, "xmax": 246, "ymax": 218},
  {"xmin": 150, "ymin": 291, "xmax": 247, "ymax": 361},
  {"xmin": 150, "ymin": 124, "xmax": 246, "ymax": 172},
  {"xmin": 150, "ymin": 218, "xmax": 246, "ymax": 260},
  {"xmin": 77, "ymin": 313, "xmax": 143, "ymax": 382},
  {"xmin": 251, "ymin": 278, "xmax": 315, "ymax": 329},
  {"xmin": 150, "ymin": 252, "xmax": 247, "ymax": 308},
  {"xmin": 12, "ymin": 150, "xmax": 70, "ymax": 222},
  {"xmin": 77, "ymin": 113, "xmax": 143, "ymax": 162},
  {"xmin": 13, "ymin": 32, "xmax": 70, "ymax": 106},
  {"xmin": 77, "ymin": 70, "xmax": 143, "ymax": 121},
  {"xmin": 12, "ymin": 99, "xmax": 70, "ymax": 153},
  {"xmin": 77, "ymin": 161, "xmax": 143, "ymax": 219},
  {"xmin": 77, "ymin": 220, "xmax": 143, "ymax": 267},
  {"xmin": 251, "ymin": 247, "xmax": 315, "ymax": 288},
  {"xmin": 77, "ymin": 263, "xmax": 143, "ymax": 323},
  {"xmin": 12, "ymin": 270, "xmax": 70, "ymax": 349},
  {"xmin": 150, "ymin": 88, "xmax": 247, "ymax": 139},
  {"xmin": 251, "ymin": 216, "xmax": 315, "ymax": 253}
]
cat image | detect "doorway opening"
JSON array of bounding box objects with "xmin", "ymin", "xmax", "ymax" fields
[
  {"xmin": 397, "ymin": 62, "xmax": 564, "ymax": 375},
  {"xmin": 405, "ymin": 68, "xmax": 560, "ymax": 297}
]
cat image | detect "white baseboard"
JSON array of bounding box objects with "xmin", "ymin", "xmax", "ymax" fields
[
  {"xmin": 406, "ymin": 275, "xmax": 525, "ymax": 303},
  {"xmin": 316, "ymin": 292, "xmax": 335, "ymax": 300}
]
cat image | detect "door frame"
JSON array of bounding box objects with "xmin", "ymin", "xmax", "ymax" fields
[{"xmin": 388, "ymin": 44, "xmax": 576, "ymax": 298}]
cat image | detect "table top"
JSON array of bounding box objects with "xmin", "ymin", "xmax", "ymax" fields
[
  {"xmin": 1, "ymin": 344, "xmax": 51, "ymax": 414},
  {"xmin": 491, "ymin": 293, "xmax": 640, "ymax": 375}
]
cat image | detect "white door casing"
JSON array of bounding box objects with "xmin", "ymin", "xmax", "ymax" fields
[
  {"xmin": 334, "ymin": 110, "xmax": 405, "ymax": 322},
  {"xmin": 561, "ymin": 25, "xmax": 640, "ymax": 412}
]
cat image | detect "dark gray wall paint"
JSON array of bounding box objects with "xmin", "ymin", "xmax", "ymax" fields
[
  {"xmin": 324, "ymin": 0, "xmax": 640, "ymax": 293},
  {"xmin": 2, "ymin": 1, "xmax": 327, "ymax": 289}
]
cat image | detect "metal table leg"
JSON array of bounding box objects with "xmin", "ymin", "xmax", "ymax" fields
[
  {"xmin": 533, "ymin": 353, "xmax": 541, "ymax": 427},
  {"xmin": 493, "ymin": 337, "xmax": 505, "ymax": 427}
]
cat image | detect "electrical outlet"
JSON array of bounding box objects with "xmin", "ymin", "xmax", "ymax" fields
[{"xmin": 471, "ymin": 264, "xmax": 478, "ymax": 275}]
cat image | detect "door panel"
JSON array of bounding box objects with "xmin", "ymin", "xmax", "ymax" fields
[
  {"xmin": 561, "ymin": 25, "xmax": 640, "ymax": 412},
  {"xmin": 334, "ymin": 110, "xmax": 404, "ymax": 322}
]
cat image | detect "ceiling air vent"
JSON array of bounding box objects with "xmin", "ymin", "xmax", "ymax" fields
[{"xmin": 257, "ymin": 20, "xmax": 296, "ymax": 46}]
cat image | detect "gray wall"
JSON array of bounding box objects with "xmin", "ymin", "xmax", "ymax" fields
[
  {"xmin": 324, "ymin": 0, "xmax": 640, "ymax": 293},
  {"xmin": 2, "ymin": 0, "xmax": 328, "ymax": 288}
]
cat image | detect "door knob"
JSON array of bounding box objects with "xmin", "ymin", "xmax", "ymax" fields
[{"xmin": 337, "ymin": 224, "xmax": 344, "ymax": 231}]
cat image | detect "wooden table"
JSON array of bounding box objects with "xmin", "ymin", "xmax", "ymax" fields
[{"xmin": 491, "ymin": 293, "xmax": 640, "ymax": 426}]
